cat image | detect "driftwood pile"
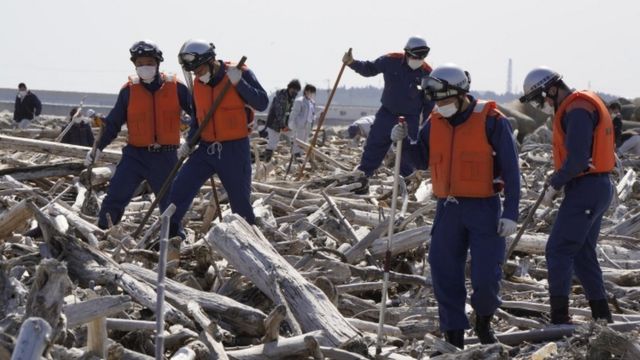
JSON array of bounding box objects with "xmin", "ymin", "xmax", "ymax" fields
[{"xmin": 0, "ymin": 110, "xmax": 640, "ymax": 359}]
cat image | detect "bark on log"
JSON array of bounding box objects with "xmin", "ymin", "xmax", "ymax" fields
[
  {"xmin": 10, "ymin": 317, "xmax": 52, "ymax": 360},
  {"xmin": 0, "ymin": 134, "xmax": 122, "ymax": 163},
  {"xmin": 587, "ymin": 325, "xmax": 640, "ymax": 359},
  {"xmin": 294, "ymin": 138, "xmax": 352, "ymax": 171},
  {"xmin": 206, "ymin": 214, "xmax": 361, "ymax": 347}
]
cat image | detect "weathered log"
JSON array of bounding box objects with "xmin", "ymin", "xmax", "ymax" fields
[
  {"xmin": 500, "ymin": 300, "xmax": 640, "ymax": 322},
  {"xmin": 226, "ymin": 330, "xmax": 327, "ymax": 360},
  {"xmin": 10, "ymin": 317, "xmax": 52, "ymax": 360},
  {"xmin": 121, "ymin": 262, "xmax": 267, "ymax": 337},
  {"xmin": 294, "ymin": 138, "xmax": 352, "ymax": 171},
  {"xmin": 587, "ymin": 325, "xmax": 640, "ymax": 359},
  {"xmin": 63, "ymin": 295, "xmax": 133, "ymax": 328},
  {"xmin": 347, "ymin": 318, "xmax": 403, "ymax": 338},
  {"xmin": 187, "ymin": 300, "xmax": 228, "ymax": 360},
  {"xmin": 0, "ymin": 198, "xmax": 31, "ymax": 240},
  {"xmin": 0, "ymin": 134, "xmax": 122, "ymax": 163},
  {"xmin": 106, "ymin": 318, "xmax": 156, "ymax": 331},
  {"xmin": 0, "ymin": 162, "xmax": 85, "ymax": 181},
  {"xmin": 86, "ymin": 291, "xmax": 107, "ymax": 358},
  {"xmin": 343, "ymin": 219, "xmax": 390, "ymax": 264},
  {"xmin": 24, "ymin": 258, "xmax": 73, "ymax": 341},
  {"xmin": 206, "ymin": 214, "xmax": 361, "ymax": 346},
  {"xmin": 367, "ymin": 226, "xmax": 430, "ymax": 259}
]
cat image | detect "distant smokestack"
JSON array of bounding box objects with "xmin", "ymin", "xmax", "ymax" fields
[{"xmin": 506, "ymin": 58, "xmax": 513, "ymax": 95}]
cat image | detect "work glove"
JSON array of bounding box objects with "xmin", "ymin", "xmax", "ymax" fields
[
  {"xmin": 84, "ymin": 149, "xmax": 101, "ymax": 166},
  {"xmin": 390, "ymin": 123, "xmax": 408, "ymax": 142},
  {"xmin": 342, "ymin": 49, "xmax": 354, "ymax": 65},
  {"xmin": 18, "ymin": 119, "xmax": 31, "ymax": 129},
  {"xmin": 177, "ymin": 142, "xmax": 193, "ymax": 158},
  {"xmin": 227, "ymin": 67, "xmax": 242, "ymax": 85},
  {"xmin": 72, "ymin": 116, "xmax": 83, "ymax": 124},
  {"xmin": 541, "ymin": 184, "xmax": 561, "ymax": 208},
  {"xmin": 497, "ymin": 218, "xmax": 517, "ymax": 237}
]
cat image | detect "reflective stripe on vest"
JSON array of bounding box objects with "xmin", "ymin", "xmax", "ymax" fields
[
  {"xmin": 193, "ymin": 66, "xmax": 250, "ymax": 142},
  {"xmin": 429, "ymin": 100, "xmax": 497, "ymax": 198},
  {"xmin": 126, "ymin": 73, "xmax": 181, "ymax": 147},
  {"xmin": 552, "ymin": 91, "xmax": 615, "ymax": 175}
]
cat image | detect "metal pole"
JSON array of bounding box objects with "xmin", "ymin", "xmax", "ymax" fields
[
  {"xmin": 155, "ymin": 204, "xmax": 175, "ymax": 360},
  {"xmin": 376, "ymin": 117, "xmax": 405, "ymax": 355}
]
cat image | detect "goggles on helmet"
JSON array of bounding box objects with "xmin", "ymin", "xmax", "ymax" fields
[{"xmin": 421, "ymin": 76, "xmax": 465, "ymax": 101}]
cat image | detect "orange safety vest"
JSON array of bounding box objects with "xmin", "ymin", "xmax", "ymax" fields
[
  {"xmin": 193, "ymin": 63, "xmax": 252, "ymax": 142},
  {"xmin": 429, "ymin": 100, "xmax": 502, "ymax": 198},
  {"xmin": 552, "ymin": 91, "xmax": 615, "ymax": 174},
  {"xmin": 126, "ymin": 73, "xmax": 181, "ymax": 147},
  {"xmin": 387, "ymin": 52, "xmax": 433, "ymax": 72}
]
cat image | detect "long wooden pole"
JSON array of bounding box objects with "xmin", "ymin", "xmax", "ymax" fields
[
  {"xmin": 295, "ymin": 48, "xmax": 351, "ymax": 180},
  {"xmin": 132, "ymin": 57, "xmax": 247, "ymax": 239}
]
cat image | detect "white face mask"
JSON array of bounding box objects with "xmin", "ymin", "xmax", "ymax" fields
[
  {"xmin": 307, "ymin": 93, "xmax": 316, "ymax": 101},
  {"xmin": 17, "ymin": 90, "xmax": 27, "ymax": 98},
  {"xmin": 198, "ymin": 72, "xmax": 211, "ymax": 84},
  {"xmin": 436, "ymin": 102, "xmax": 458, "ymax": 118},
  {"xmin": 541, "ymin": 102, "xmax": 555, "ymax": 115},
  {"xmin": 136, "ymin": 66, "xmax": 157, "ymax": 82},
  {"xmin": 407, "ymin": 58, "xmax": 423, "ymax": 70}
]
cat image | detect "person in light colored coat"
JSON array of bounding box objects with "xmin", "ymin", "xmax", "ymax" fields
[{"xmin": 287, "ymin": 84, "xmax": 316, "ymax": 157}]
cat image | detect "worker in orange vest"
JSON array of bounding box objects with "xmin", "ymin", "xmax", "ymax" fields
[
  {"xmin": 84, "ymin": 40, "xmax": 193, "ymax": 229},
  {"xmin": 392, "ymin": 63, "xmax": 520, "ymax": 349},
  {"xmin": 168, "ymin": 39, "xmax": 269, "ymax": 238},
  {"xmin": 520, "ymin": 66, "xmax": 614, "ymax": 325}
]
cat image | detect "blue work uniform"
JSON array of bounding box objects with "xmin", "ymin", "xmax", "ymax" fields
[
  {"xmin": 96, "ymin": 74, "xmax": 192, "ymax": 229},
  {"xmin": 168, "ymin": 61, "xmax": 269, "ymax": 238},
  {"xmin": 405, "ymin": 96, "xmax": 520, "ymax": 331},
  {"xmin": 348, "ymin": 53, "xmax": 435, "ymax": 177},
  {"xmin": 546, "ymin": 103, "xmax": 612, "ymax": 301}
]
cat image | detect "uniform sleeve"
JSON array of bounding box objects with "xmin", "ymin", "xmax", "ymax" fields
[
  {"xmin": 549, "ymin": 108, "xmax": 597, "ymax": 189},
  {"xmin": 97, "ymin": 87, "xmax": 129, "ymax": 151},
  {"xmin": 235, "ymin": 69, "xmax": 269, "ymax": 112},
  {"xmin": 487, "ymin": 115, "xmax": 521, "ymax": 222},
  {"xmin": 13, "ymin": 97, "xmax": 18, "ymax": 120},
  {"xmin": 187, "ymin": 97, "xmax": 199, "ymax": 142},
  {"xmin": 33, "ymin": 95, "xmax": 42, "ymax": 116},
  {"xmin": 348, "ymin": 55, "xmax": 388, "ymax": 77},
  {"xmin": 613, "ymin": 115, "xmax": 623, "ymax": 148},
  {"xmin": 177, "ymin": 83, "xmax": 194, "ymax": 119},
  {"xmin": 403, "ymin": 120, "xmax": 431, "ymax": 171}
]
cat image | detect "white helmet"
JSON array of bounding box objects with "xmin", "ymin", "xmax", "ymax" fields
[
  {"xmin": 520, "ymin": 66, "xmax": 562, "ymax": 104},
  {"xmin": 85, "ymin": 109, "xmax": 95, "ymax": 118},
  {"xmin": 421, "ymin": 63, "xmax": 470, "ymax": 100},
  {"xmin": 404, "ymin": 36, "xmax": 430, "ymax": 58}
]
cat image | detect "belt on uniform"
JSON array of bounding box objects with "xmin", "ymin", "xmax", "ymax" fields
[{"xmin": 135, "ymin": 144, "xmax": 179, "ymax": 152}]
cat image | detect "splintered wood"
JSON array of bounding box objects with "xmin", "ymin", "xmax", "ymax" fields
[{"xmin": 0, "ymin": 110, "xmax": 639, "ymax": 358}]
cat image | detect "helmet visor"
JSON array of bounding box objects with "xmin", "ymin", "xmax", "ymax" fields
[
  {"xmin": 421, "ymin": 76, "xmax": 462, "ymax": 101},
  {"xmin": 130, "ymin": 41, "xmax": 157, "ymax": 54},
  {"xmin": 405, "ymin": 46, "xmax": 430, "ymax": 59}
]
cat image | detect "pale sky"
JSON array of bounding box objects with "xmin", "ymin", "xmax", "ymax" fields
[{"xmin": 2, "ymin": 0, "xmax": 638, "ymax": 98}]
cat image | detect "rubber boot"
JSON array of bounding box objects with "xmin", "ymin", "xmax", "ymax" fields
[
  {"xmin": 589, "ymin": 299, "xmax": 613, "ymax": 323},
  {"xmin": 445, "ymin": 330, "xmax": 464, "ymax": 349},
  {"xmin": 261, "ymin": 149, "xmax": 273, "ymax": 162},
  {"xmin": 550, "ymin": 296, "xmax": 572, "ymax": 324},
  {"xmin": 474, "ymin": 314, "xmax": 498, "ymax": 344}
]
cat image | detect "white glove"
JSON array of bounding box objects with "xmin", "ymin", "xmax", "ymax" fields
[
  {"xmin": 227, "ymin": 67, "xmax": 242, "ymax": 85},
  {"xmin": 18, "ymin": 119, "xmax": 31, "ymax": 129},
  {"xmin": 84, "ymin": 149, "xmax": 101, "ymax": 166},
  {"xmin": 390, "ymin": 123, "xmax": 408, "ymax": 142},
  {"xmin": 72, "ymin": 116, "xmax": 82, "ymax": 124},
  {"xmin": 541, "ymin": 185, "xmax": 560, "ymax": 208},
  {"xmin": 177, "ymin": 142, "xmax": 192, "ymax": 158},
  {"xmin": 497, "ymin": 218, "xmax": 517, "ymax": 237},
  {"xmin": 342, "ymin": 50, "xmax": 354, "ymax": 65}
]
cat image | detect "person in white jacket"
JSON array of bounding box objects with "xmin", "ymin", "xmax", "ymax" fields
[{"xmin": 287, "ymin": 84, "xmax": 317, "ymax": 158}]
